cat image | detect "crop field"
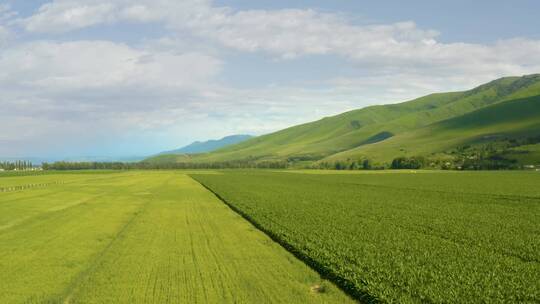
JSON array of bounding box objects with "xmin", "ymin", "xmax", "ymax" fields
[
  {"xmin": 192, "ymin": 170, "xmax": 540, "ymax": 303},
  {"xmin": 0, "ymin": 171, "xmax": 352, "ymax": 303}
]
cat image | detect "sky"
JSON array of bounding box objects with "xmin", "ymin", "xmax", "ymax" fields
[{"xmin": 1, "ymin": 0, "xmax": 539, "ymax": 159}]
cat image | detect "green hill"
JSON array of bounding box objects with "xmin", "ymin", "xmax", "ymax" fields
[
  {"xmin": 325, "ymin": 95, "xmax": 540, "ymax": 165},
  {"xmin": 146, "ymin": 74, "xmax": 540, "ymax": 167}
]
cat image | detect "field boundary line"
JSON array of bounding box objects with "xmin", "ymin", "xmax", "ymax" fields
[{"xmin": 191, "ymin": 176, "xmax": 372, "ymax": 304}]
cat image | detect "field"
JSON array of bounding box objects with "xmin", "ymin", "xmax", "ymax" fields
[
  {"xmin": 2, "ymin": 170, "xmax": 539, "ymax": 303},
  {"xmin": 192, "ymin": 170, "xmax": 540, "ymax": 303},
  {"xmin": 0, "ymin": 171, "xmax": 352, "ymax": 303}
]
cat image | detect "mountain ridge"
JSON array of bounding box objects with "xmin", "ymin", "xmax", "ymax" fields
[
  {"xmin": 146, "ymin": 74, "xmax": 540, "ymax": 167},
  {"xmin": 156, "ymin": 134, "xmax": 253, "ymax": 155}
]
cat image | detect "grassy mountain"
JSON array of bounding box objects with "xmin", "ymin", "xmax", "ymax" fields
[
  {"xmin": 325, "ymin": 94, "xmax": 540, "ymax": 164},
  {"xmin": 154, "ymin": 135, "xmax": 253, "ymax": 157},
  {"xmin": 147, "ymin": 74, "xmax": 540, "ymax": 166}
]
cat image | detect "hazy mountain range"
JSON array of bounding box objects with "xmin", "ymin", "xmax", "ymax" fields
[{"xmin": 156, "ymin": 135, "xmax": 254, "ymax": 155}]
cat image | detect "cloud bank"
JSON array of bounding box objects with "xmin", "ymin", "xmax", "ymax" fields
[{"xmin": 1, "ymin": 0, "xmax": 539, "ymax": 157}]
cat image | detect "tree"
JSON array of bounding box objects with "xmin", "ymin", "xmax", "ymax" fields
[{"xmin": 362, "ymin": 159, "xmax": 372, "ymax": 170}]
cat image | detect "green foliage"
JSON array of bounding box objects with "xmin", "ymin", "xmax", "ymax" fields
[
  {"xmin": 431, "ymin": 135, "xmax": 540, "ymax": 170},
  {"xmin": 362, "ymin": 159, "xmax": 372, "ymax": 170},
  {"xmin": 391, "ymin": 156, "xmax": 425, "ymax": 169},
  {"xmin": 0, "ymin": 160, "xmax": 34, "ymax": 171},
  {"xmin": 192, "ymin": 170, "xmax": 540, "ymax": 303},
  {"xmin": 313, "ymin": 158, "xmax": 382, "ymax": 171},
  {"xmin": 42, "ymin": 160, "xmax": 288, "ymax": 170}
]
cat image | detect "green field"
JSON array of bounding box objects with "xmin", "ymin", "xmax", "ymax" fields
[
  {"xmin": 192, "ymin": 170, "xmax": 540, "ymax": 303},
  {"xmin": 0, "ymin": 171, "xmax": 352, "ymax": 303},
  {"xmin": 2, "ymin": 170, "xmax": 539, "ymax": 303}
]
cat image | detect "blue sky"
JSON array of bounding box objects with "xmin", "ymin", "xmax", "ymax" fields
[{"xmin": 1, "ymin": 0, "xmax": 539, "ymax": 159}]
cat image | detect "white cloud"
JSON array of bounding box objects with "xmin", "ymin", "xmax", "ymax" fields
[
  {"xmin": 0, "ymin": 4, "xmax": 16, "ymax": 45},
  {"xmin": 20, "ymin": 1, "xmax": 540, "ymax": 74},
  {"xmin": 0, "ymin": 4, "xmax": 17, "ymax": 20},
  {"xmin": 0, "ymin": 40, "xmax": 221, "ymax": 90},
  {"xmin": 184, "ymin": 11, "xmax": 439, "ymax": 59},
  {"xmin": 0, "ymin": 25, "xmax": 9, "ymax": 44},
  {"xmin": 20, "ymin": 0, "xmax": 211, "ymax": 32},
  {"xmin": 23, "ymin": 2, "xmax": 116, "ymax": 33},
  {"xmin": 0, "ymin": 39, "xmax": 226, "ymax": 155}
]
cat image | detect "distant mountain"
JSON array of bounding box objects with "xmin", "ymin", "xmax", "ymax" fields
[
  {"xmin": 147, "ymin": 74, "xmax": 540, "ymax": 167},
  {"xmin": 158, "ymin": 135, "xmax": 253, "ymax": 155}
]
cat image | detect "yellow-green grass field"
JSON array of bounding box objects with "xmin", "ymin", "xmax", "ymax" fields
[{"xmin": 0, "ymin": 171, "xmax": 352, "ymax": 303}]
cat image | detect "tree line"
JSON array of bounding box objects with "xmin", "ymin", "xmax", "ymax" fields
[
  {"xmin": 40, "ymin": 155, "xmax": 524, "ymax": 171},
  {"xmin": 313, "ymin": 154, "xmax": 527, "ymax": 171},
  {"xmin": 41, "ymin": 160, "xmax": 288, "ymax": 170},
  {"xmin": 0, "ymin": 161, "xmax": 34, "ymax": 171}
]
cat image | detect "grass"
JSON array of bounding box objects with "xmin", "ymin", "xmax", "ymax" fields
[
  {"xmin": 192, "ymin": 170, "xmax": 540, "ymax": 303},
  {"xmin": 0, "ymin": 171, "xmax": 352, "ymax": 303}
]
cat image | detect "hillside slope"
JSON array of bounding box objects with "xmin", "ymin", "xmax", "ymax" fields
[
  {"xmin": 147, "ymin": 74, "xmax": 540, "ymax": 166},
  {"xmin": 325, "ymin": 94, "xmax": 540, "ymax": 164}
]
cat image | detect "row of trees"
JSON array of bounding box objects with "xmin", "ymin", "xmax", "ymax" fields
[
  {"xmin": 451, "ymin": 154, "xmax": 520, "ymax": 170},
  {"xmin": 389, "ymin": 155, "xmax": 521, "ymax": 170},
  {"xmin": 41, "ymin": 160, "xmax": 289, "ymax": 170},
  {"xmin": 313, "ymin": 155, "xmax": 521, "ymax": 171},
  {"xmin": 316, "ymin": 159, "xmax": 377, "ymax": 170},
  {"xmin": 315, "ymin": 157, "xmax": 425, "ymax": 170},
  {"xmin": 39, "ymin": 155, "xmax": 527, "ymax": 171},
  {"xmin": 43, "ymin": 159, "xmax": 387, "ymax": 171},
  {"xmin": 0, "ymin": 161, "xmax": 34, "ymax": 171},
  {"xmin": 390, "ymin": 157, "xmax": 425, "ymax": 169},
  {"xmin": 443, "ymin": 139, "xmax": 531, "ymax": 170}
]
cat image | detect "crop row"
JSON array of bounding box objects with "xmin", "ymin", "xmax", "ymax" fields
[{"xmin": 192, "ymin": 171, "xmax": 540, "ymax": 303}]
